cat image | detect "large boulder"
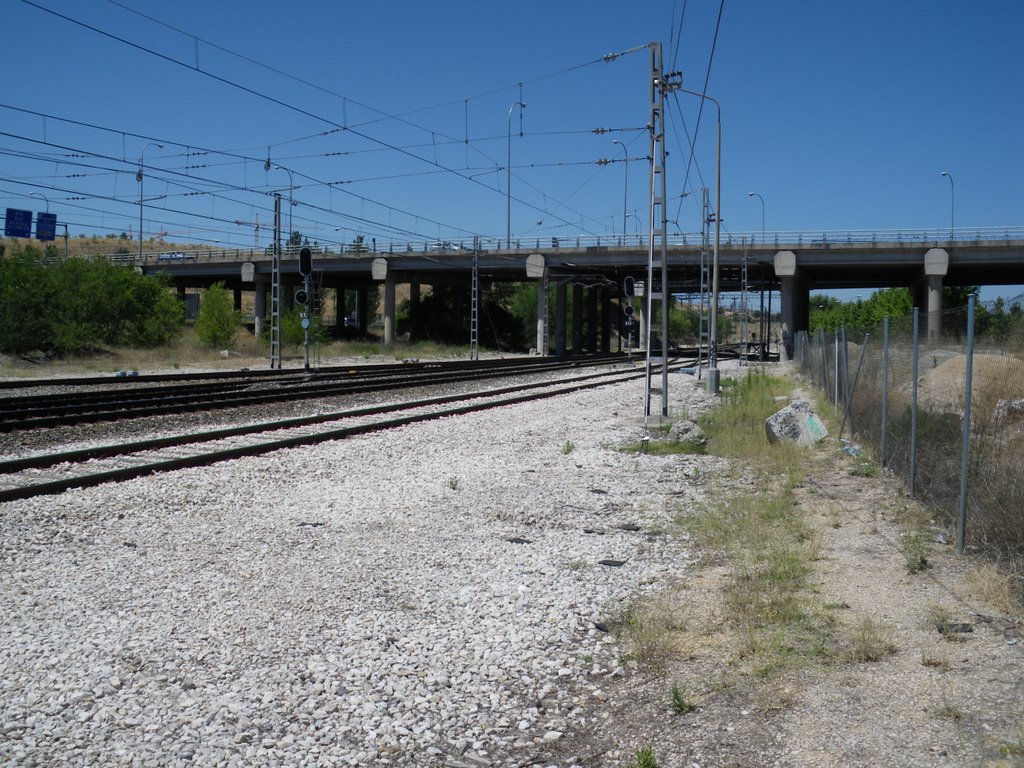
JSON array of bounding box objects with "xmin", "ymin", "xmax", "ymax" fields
[
  {"xmin": 765, "ymin": 400, "xmax": 828, "ymax": 446},
  {"xmin": 668, "ymin": 419, "xmax": 708, "ymax": 450}
]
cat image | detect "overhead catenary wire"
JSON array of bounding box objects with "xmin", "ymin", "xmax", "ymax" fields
[
  {"xmin": 17, "ymin": 0, "xmax": 648, "ymax": 241},
  {"xmin": 0, "ymin": 121, "xmax": 484, "ymax": 245}
]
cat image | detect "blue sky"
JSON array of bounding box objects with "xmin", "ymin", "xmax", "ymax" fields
[{"xmin": 2, "ymin": 0, "xmax": 1022, "ymax": 299}]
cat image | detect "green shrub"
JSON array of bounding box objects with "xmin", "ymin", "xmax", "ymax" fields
[
  {"xmin": 0, "ymin": 244, "xmax": 184, "ymax": 355},
  {"xmin": 194, "ymin": 282, "xmax": 241, "ymax": 348}
]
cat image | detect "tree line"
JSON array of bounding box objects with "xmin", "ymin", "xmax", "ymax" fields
[
  {"xmin": 0, "ymin": 242, "xmax": 184, "ymax": 356},
  {"xmin": 809, "ymin": 286, "xmax": 1024, "ymax": 340}
]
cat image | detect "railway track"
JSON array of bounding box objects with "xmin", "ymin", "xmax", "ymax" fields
[
  {"xmin": 0, "ymin": 355, "xmax": 625, "ymax": 432},
  {"xmin": 0, "ymin": 360, "xmax": 686, "ymax": 503}
]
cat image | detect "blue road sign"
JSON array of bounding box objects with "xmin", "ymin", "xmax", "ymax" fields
[
  {"xmin": 36, "ymin": 212, "xmax": 57, "ymax": 242},
  {"xmin": 4, "ymin": 208, "xmax": 32, "ymax": 238}
]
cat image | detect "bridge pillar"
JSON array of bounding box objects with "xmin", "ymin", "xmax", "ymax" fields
[
  {"xmin": 572, "ymin": 283, "xmax": 584, "ymax": 353},
  {"xmin": 383, "ymin": 273, "xmax": 396, "ymax": 346},
  {"xmin": 357, "ymin": 288, "xmax": 370, "ymax": 335},
  {"xmin": 585, "ymin": 286, "xmax": 599, "ymax": 352},
  {"xmin": 601, "ymin": 288, "xmax": 612, "ymax": 353},
  {"xmin": 555, "ymin": 280, "xmax": 568, "ymax": 357},
  {"xmin": 920, "ymin": 248, "xmax": 948, "ymax": 338},
  {"xmin": 774, "ymin": 250, "xmax": 809, "ymax": 360},
  {"xmin": 253, "ymin": 277, "xmax": 267, "ymax": 337},
  {"xmin": 535, "ymin": 277, "xmax": 547, "ymax": 355}
]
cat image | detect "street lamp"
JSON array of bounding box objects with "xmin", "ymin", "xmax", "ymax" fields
[
  {"xmin": 940, "ymin": 171, "xmax": 954, "ymax": 239},
  {"xmin": 612, "ymin": 139, "xmax": 628, "ymax": 237},
  {"xmin": 748, "ymin": 192, "xmax": 765, "ymax": 240},
  {"xmin": 30, "ymin": 192, "xmax": 50, "ymax": 212},
  {"xmin": 137, "ymin": 142, "xmax": 163, "ymax": 260},
  {"xmin": 506, "ymin": 100, "xmax": 526, "ymax": 247}
]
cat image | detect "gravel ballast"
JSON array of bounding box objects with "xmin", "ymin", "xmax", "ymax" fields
[{"xmin": 0, "ymin": 368, "xmax": 725, "ymax": 767}]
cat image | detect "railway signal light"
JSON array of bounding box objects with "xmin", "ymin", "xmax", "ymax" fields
[
  {"xmin": 295, "ymin": 287, "xmax": 309, "ymax": 305},
  {"xmin": 298, "ymin": 246, "xmax": 313, "ymax": 276}
]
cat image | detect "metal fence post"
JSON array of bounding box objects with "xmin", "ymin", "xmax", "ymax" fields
[
  {"xmin": 819, "ymin": 328, "xmax": 829, "ymax": 394},
  {"xmin": 880, "ymin": 316, "xmax": 890, "ymax": 467},
  {"xmin": 956, "ymin": 295, "xmax": 976, "ymax": 555},
  {"xmin": 841, "ymin": 326, "xmax": 850, "ymax": 414},
  {"xmin": 910, "ymin": 308, "xmax": 920, "ymax": 499},
  {"xmin": 833, "ymin": 330, "xmax": 839, "ymax": 408},
  {"xmin": 839, "ymin": 333, "xmax": 870, "ymax": 439}
]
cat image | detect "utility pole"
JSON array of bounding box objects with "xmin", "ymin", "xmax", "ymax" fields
[
  {"xmin": 270, "ymin": 194, "xmax": 282, "ymax": 369},
  {"xmin": 643, "ymin": 42, "xmax": 681, "ymax": 436}
]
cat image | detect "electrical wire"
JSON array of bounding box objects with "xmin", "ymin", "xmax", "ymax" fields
[{"xmin": 17, "ymin": 1, "xmax": 647, "ymax": 240}]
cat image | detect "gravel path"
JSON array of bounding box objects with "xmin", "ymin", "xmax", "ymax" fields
[{"xmin": 0, "ymin": 367, "xmax": 726, "ymax": 767}]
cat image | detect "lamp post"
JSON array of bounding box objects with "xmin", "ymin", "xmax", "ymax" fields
[
  {"xmin": 940, "ymin": 171, "xmax": 954, "ymax": 239},
  {"xmin": 612, "ymin": 139, "xmax": 628, "ymax": 237},
  {"xmin": 748, "ymin": 192, "xmax": 765, "ymax": 240},
  {"xmin": 30, "ymin": 192, "xmax": 50, "ymax": 212},
  {"xmin": 506, "ymin": 100, "xmax": 526, "ymax": 247},
  {"xmin": 747, "ymin": 192, "xmax": 767, "ymax": 360},
  {"xmin": 679, "ymin": 88, "xmax": 722, "ymax": 393},
  {"xmin": 137, "ymin": 143, "xmax": 163, "ymax": 261}
]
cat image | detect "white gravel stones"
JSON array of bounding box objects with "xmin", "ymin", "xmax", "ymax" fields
[{"xmin": 0, "ymin": 366, "xmax": 732, "ymax": 766}]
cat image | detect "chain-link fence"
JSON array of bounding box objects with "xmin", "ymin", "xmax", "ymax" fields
[{"xmin": 796, "ymin": 296, "xmax": 1024, "ymax": 560}]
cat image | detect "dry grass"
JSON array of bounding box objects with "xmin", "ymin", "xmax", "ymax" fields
[
  {"xmin": 616, "ymin": 590, "xmax": 689, "ymax": 670},
  {"xmin": 0, "ymin": 328, "xmax": 478, "ymax": 378},
  {"xmin": 844, "ymin": 615, "xmax": 897, "ymax": 662},
  {"xmin": 966, "ymin": 562, "xmax": 1023, "ymax": 618}
]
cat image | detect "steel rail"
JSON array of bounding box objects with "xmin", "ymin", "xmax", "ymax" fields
[
  {"xmin": 0, "ymin": 362, "xmax": 685, "ymax": 503},
  {"xmin": 0, "ymin": 354, "xmax": 574, "ymax": 393},
  {"xmin": 0, "ymin": 356, "xmax": 624, "ymax": 432}
]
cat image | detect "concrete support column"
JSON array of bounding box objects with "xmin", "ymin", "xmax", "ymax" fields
[
  {"xmin": 253, "ymin": 278, "xmax": 267, "ymax": 337},
  {"xmin": 535, "ymin": 276, "xmax": 548, "ymax": 355},
  {"xmin": 555, "ymin": 281, "xmax": 568, "ymax": 357},
  {"xmin": 333, "ymin": 286, "xmax": 345, "ymax": 335},
  {"xmin": 923, "ymin": 248, "xmax": 948, "ymax": 338},
  {"xmin": 357, "ymin": 288, "xmax": 370, "ymax": 334},
  {"xmin": 601, "ymin": 288, "xmax": 612, "ymax": 353},
  {"xmin": 585, "ymin": 286, "xmax": 599, "ymax": 353},
  {"xmin": 572, "ymin": 283, "xmax": 584, "ymax": 353},
  {"xmin": 383, "ymin": 274, "xmax": 396, "ymax": 347},
  {"xmin": 774, "ymin": 250, "xmax": 809, "ymax": 361}
]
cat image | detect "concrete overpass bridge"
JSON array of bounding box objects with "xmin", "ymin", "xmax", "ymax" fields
[{"xmin": 135, "ymin": 226, "xmax": 1024, "ymax": 356}]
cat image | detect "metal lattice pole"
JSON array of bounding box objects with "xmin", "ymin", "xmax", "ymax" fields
[
  {"xmin": 270, "ymin": 193, "xmax": 282, "ymax": 369},
  {"xmin": 469, "ymin": 240, "xmax": 479, "ymax": 361}
]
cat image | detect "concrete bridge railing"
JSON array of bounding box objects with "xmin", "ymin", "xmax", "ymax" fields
[{"xmin": 90, "ymin": 226, "xmax": 1024, "ymax": 265}]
